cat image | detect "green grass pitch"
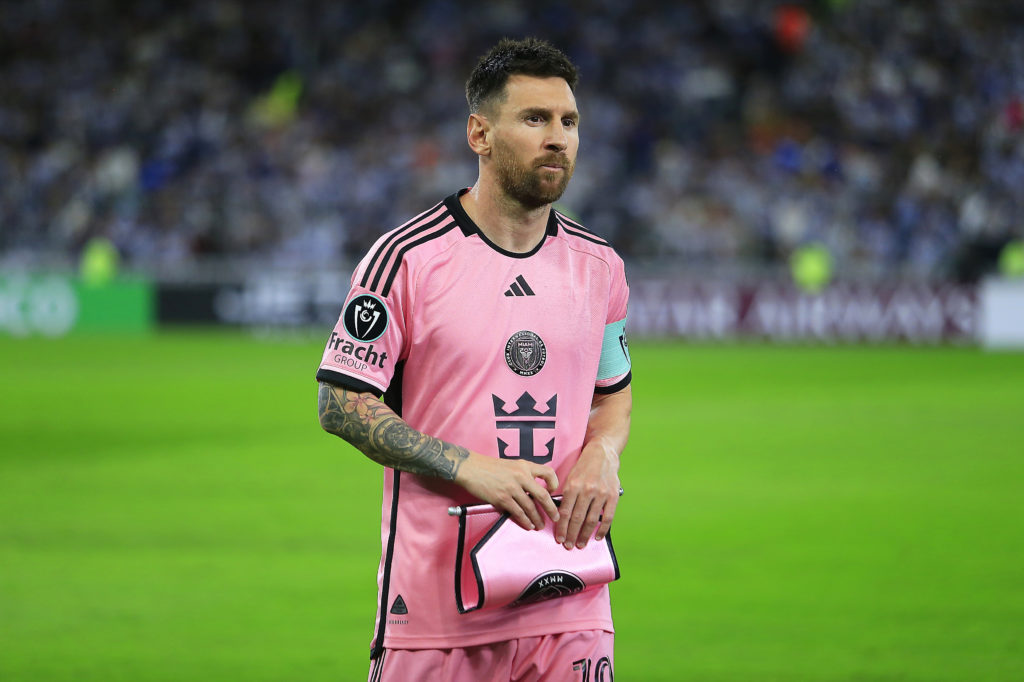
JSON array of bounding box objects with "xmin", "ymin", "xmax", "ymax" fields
[{"xmin": 2, "ymin": 332, "xmax": 1023, "ymax": 681}]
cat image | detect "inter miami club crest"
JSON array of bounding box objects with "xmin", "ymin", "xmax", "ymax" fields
[
  {"xmin": 504, "ymin": 330, "xmax": 546, "ymax": 376},
  {"xmin": 343, "ymin": 293, "xmax": 389, "ymax": 342},
  {"xmin": 510, "ymin": 571, "xmax": 586, "ymax": 607}
]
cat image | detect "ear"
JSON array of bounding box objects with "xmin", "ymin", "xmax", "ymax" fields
[{"xmin": 466, "ymin": 113, "xmax": 491, "ymax": 157}]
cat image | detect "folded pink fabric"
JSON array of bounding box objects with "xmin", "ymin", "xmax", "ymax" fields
[{"xmin": 454, "ymin": 501, "xmax": 620, "ymax": 613}]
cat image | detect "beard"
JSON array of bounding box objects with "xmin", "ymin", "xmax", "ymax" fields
[{"xmin": 492, "ymin": 137, "xmax": 575, "ymax": 209}]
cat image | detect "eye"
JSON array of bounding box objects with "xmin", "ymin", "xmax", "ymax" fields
[
  {"xmin": 526, "ymin": 114, "xmax": 544, "ymax": 124},
  {"xmin": 563, "ymin": 118, "xmax": 577, "ymax": 128}
]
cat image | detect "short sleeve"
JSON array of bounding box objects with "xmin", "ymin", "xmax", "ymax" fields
[
  {"xmin": 595, "ymin": 255, "xmax": 631, "ymax": 394},
  {"xmin": 315, "ymin": 258, "xmax": 409, "ymax": 397}
]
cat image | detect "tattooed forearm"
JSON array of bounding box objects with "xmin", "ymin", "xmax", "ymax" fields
[{"xmin": 317, "ymin": 382, "xmax": 469, "ymax": 480}]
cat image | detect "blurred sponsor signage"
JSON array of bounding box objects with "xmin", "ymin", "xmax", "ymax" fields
[
  {"xmin": 629, "ymin": 280, "xmax": 978, "ymax": 343},
  {"xmin": 979, "ymin": 278, "xmax": 1024, "ymax": 349},
  {"xmin": 156, "ymin": 272, "xmax": 348, "ymax": 327},
  {"xmin": 0, "ymin": 273, "xmax": 152, "ymax": 337},
  {"xmin": 152, "ymin": 273, "xmax": 987, "ymax": 344}
]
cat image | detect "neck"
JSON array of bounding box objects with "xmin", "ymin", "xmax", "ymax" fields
[{"xmin": 459, "ymin": 181, "xmax": 551, "ymax": 253}]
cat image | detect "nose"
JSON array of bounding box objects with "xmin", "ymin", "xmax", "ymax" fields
[{"xmin": 545, "ymin": 121, "xmax": 567, "ymax": 152}]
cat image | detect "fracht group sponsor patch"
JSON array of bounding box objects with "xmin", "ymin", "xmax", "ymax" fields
[{"xmin": 327, "ymin": 331, "xmax": 388, "ymax": 370}]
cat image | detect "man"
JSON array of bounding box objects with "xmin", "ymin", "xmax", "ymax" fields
[{"xmin": 316, "ymin": 37, "xmax": 631, "ymax": 681}]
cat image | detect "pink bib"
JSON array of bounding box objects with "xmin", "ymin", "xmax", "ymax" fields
[{"xmin": 453, "ymin": 500, "xmax": 620, "ymax": 613}]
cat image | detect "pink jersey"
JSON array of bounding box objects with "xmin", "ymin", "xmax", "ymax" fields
[{"xmin": 316, "ymin": 190, "xmax": 631, "ymax": 657}]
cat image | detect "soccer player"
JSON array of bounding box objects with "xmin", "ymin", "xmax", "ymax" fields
[{"xmin": 316, "ymin": 37, "xmax": 631, "ymax": 682}]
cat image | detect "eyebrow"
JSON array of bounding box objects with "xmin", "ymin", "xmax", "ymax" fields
[{"xmin": 519, "ymin": 106, "xmax": 580, "ymax": 122}]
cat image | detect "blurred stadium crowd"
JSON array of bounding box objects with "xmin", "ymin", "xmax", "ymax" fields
[{"xmin": 1, "ymin": 0, "xmax": 1022, "ymax": 280}]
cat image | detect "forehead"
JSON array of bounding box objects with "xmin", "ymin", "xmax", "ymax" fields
[{"xmin": 498, "ymin": 74, "xmax": 577, "ymax": 115}]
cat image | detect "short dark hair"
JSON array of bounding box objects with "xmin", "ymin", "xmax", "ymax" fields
[{"xmin": 465, "ymin": 37, "xmax": 579, "ymax": 114}]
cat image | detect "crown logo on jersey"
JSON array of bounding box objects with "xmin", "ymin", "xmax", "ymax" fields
[
  {"xmin": 493, "ymin": 391, "xmax": 557, "ymax": 464},
  {"xmin": 503, "ymin": 275, "xmax": 536, "ymax": 297},
  {"xmin": 492, "ymin": 392, "xmax": 557, "ymax": 417}
]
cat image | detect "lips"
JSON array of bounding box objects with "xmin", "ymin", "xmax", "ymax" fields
[{"xmin": 538, "ymin": 158, "xmax": 568, "ymax": 170}]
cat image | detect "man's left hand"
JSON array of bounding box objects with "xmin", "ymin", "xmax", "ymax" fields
[{"xmin": 554, "ymin": 443, "xmax": 620, "ymax": 549}]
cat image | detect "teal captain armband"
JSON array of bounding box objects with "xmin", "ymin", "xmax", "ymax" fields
[{"xmin": 597, "ymin": 317, "xmax": 631, "ymax": 381}]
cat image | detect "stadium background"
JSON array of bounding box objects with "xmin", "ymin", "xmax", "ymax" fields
[{"xmin": 2, "ymin": 0, "xmax": 1023, "ymax": 680}]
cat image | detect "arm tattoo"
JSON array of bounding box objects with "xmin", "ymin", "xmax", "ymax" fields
[{"xmin": 318, "ymin": 382, "xmax": 469, "ymax": 480}]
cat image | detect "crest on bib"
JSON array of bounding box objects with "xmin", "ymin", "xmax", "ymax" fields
[{"xmin": 510, "ymin": 571, "xmax": 585, "ymax": 607}]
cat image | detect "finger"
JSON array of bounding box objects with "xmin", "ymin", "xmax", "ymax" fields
[
  {"xmin": 524, "ymin": 477, "xmax": 559, "ymax": 523},
  {"xmin": 502, "ymin": 502, "xmax": 535, "ymax": 531},
  {"xmin": 532, "ymin": 465, "xmax": 559, "ymax": 495},
  {"xmin": 503, "ymin": 501, "xmax": 536, "ymax": 528},
  {"xmin": 494, "ymin": 491, "xmax": 536, "ymax": 531},
  {"xmin": 512, "ymin": 487, "xmax": 545, "ymax": 530},
  {"xmin": 594, "ymin": 493, "xmax": 618, "ymax": 541},
  {"xmin": 554, "ymin": 489, "xmax": 578, "ymax": 545},
  {"xmin": 563, "ymin": 495, "xmax": 594, "ymax": 549},
  {"xmin": 576, "ymin": 498, "xmax": 606, "ymax": 548}
]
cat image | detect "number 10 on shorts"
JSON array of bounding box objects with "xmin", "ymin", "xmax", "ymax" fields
[{"xmin": 573, "ymin": 656, "xmax": 613, "ymax": 681}]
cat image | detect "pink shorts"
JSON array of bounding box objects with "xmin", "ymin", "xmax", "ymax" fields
[{"xmin": 368, "ymin": 629, "xmax": 614, "ymax": 682}]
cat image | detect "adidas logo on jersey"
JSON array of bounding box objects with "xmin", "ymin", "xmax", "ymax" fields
[
  {"xmin": 387, "ymin": 594, "xmax": 409, "ymax": 625},
  {"xmin": 504, "ymin": 275, "xmax": 535, "ymax": 297},
  {"xmin": 390, "ymin": 595, "xmax": 408, "ymax": 615}
]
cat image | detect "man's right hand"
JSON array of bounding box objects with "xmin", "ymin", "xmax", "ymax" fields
[{"xmin": 454, "ymin": 453, "xmax": 560, "ymax": 531}]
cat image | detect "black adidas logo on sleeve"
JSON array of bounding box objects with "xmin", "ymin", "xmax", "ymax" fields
[{"xmin": 504, "ymin": 275, "xmax": 535, "ymax": 297}]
